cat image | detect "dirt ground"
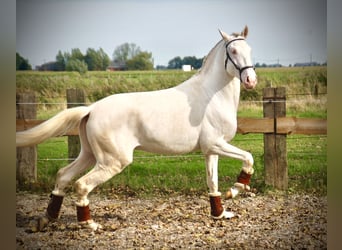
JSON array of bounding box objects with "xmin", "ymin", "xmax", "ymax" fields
[{"xmin": 16, "ymin": 191, "xmax": 327, "ymax": 249}]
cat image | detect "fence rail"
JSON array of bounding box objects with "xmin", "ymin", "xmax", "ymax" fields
[{"xmin": 16, "ymin": 88, "xmax": 327, "ymax": 190}]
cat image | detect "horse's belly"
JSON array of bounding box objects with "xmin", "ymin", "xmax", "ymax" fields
[
  {"xmin": 137, "ymin": 121, "xmax": 201, "ymax": 155},
  {"xmin": 137, "ymin": 137, "xmax": 200, "ymax": 155}
]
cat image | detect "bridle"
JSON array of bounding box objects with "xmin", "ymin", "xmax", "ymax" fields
[{"xmin": 224, "ymin": 38, "xmax": 255, "ymax": 82}]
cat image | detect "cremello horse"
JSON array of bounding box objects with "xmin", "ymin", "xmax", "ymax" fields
[{"xmin": 16, "ymin": 26, "xmax": 257, "ymax": 231}]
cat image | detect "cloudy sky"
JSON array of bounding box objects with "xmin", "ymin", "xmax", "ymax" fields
[{"xmin": 16, "ymin": 0, "xmax": 327, "ymax": 68}]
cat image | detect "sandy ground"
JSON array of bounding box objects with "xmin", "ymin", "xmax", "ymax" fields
[{"xmin": 16, "ymin": 191, "xmax": 327, "ymax": 249}]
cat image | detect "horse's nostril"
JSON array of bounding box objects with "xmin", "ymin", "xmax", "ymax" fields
[{"xmin": 246, "ymin": 76, "xmax": 250, "ymax": 83}]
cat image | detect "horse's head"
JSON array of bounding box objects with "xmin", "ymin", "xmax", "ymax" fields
[{"xmin": 219, "ymin": 26, "xmax": 257, "ymax": 89}]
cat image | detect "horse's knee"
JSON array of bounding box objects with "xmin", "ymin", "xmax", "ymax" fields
[{"xmin": 243, "ymin": 151, "xmax": 254, "ymax": 169}]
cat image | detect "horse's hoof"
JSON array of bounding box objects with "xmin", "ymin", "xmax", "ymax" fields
[
  {"xmin": 211, "ymin": 210, "xmax": 235, "ymax": 220},
  {"xmin": 78, "ymin": 219, "xmax": 103, "ymax": 231},
  {"xmin": 38, "ymin": 215, "xmax": 50, "ymax": 231},
  {"xmin": 29, "ymin": 215, "xmax": 50, "ymax": 232},
  {"xmin": 225, "ymin": 190, "xmax": 233, "ymax": 199},
  {"xmin": 224, "ymin": 187, "xmax": 240, "ymax": 199},
  {"xmin": 222, "ymin": 210, "xmax": 235, "ymax": 219}
]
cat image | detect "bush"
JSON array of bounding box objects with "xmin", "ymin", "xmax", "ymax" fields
[{"xmin": 65, "ymin": 59, "xmax": 88, "ymax": 74}]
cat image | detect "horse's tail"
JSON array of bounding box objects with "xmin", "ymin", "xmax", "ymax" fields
[{"xmin": 16, "ymin": 106, "xmax": 91, "ymax": 147}]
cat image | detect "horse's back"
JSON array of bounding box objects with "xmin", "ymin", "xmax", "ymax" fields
[{"xmin": 85, "ymin": 88, "xmax": 202, "ymax": 155}]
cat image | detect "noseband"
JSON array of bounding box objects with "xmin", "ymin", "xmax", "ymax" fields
[{"xmin": 224, "ymin": 38, "xmax": 255, "ymax": 82}]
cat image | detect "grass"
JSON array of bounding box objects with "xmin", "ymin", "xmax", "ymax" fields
[
  {"xmin": 32, "ymin": 133, "xmax": 326, "ymax": 197},
  {"xmin": 16, "ymin": 67, "xmax": 327, "ymax": 196}
]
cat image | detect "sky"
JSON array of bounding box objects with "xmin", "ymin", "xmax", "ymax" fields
[{"xmin": 16, "ymin": 0, "xmax": 327, "ymax": 69}]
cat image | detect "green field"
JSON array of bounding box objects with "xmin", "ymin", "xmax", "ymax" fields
[{"xmin": 17, "ymin": 67, "xmax": 327, "ymax": 196}]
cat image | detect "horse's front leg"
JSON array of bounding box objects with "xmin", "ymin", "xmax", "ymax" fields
[
  {"xmin": 209, "ymin": 138, "xmax": 255, "ymax": 199},
  {"xmin": 205, "ymin": 154, "xmax": 235, "ymax": 219}
]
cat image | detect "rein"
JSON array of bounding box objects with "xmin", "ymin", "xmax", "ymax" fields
[{"xmin": 224, "ymin": 38, "xmax": 255, "ymax": 82}]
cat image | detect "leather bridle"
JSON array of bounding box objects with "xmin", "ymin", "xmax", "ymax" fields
[{"xmin": 224, "ymin": 38, "xmax": 255, "ymax": 82}]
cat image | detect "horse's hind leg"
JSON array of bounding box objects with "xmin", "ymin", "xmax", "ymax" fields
[
  {"xmin": 35, "ymin": 152, "xmax": 96, "ymax": 231},
  {"xmin": 73, "ymin": 156, "xmax": 132, "ymax": 230},
  {"xmin": 39, "ymin": 115, "xmax": 96, "ymax": 230},
  {"xmin": 47, "ymin": 152, "xmax": 96, "ymax": 218}
]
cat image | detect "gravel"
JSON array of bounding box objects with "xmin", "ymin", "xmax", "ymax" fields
[{"xmin": 16, "ymin": 191, "xmax": 327, "ymax": 249}]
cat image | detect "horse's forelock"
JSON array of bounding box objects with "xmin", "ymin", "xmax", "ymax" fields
[{"xmin": 230, "ymin": 32, "xmax": 241, "ymax": 37}]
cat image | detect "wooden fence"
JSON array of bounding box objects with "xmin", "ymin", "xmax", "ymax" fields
[{"xmin": 16, "ymin": 87, "xmax": 327, "ymax": 189}]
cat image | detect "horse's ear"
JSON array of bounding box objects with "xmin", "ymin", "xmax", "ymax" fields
[
  {"xmin": 241, "ymin": 25, "xmax": 248, "ymax": 38},
  {"xmin": 218, "ymin": 29, "xmax": 230, "ymax": 41}
]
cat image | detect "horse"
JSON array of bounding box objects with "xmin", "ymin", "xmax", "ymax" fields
[{"xmin": 16, "ymin": 26, "xmax": 257, "ymax": 231}]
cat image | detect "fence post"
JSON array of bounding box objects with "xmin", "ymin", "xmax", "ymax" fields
[
  {"xmin": 263, "ymin": 87, "xmax": 288, "ymax": 190},
  {"xmin": 16, "ymin": 92, "xmax": 37, "ymax": 186},
  {"xmin": 66, "ymin": 89, "xmax": 86, "ymax": 163}
]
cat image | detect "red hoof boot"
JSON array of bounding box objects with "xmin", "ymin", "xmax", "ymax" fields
[
  {"xmin": 76, "ymin": 205, "xmax": 102, "ymax": 231},
  {"xmin": 209, "ymin": 194, "xmax": 224, "ymax": 218},
  {"xmin": 76, "ymin": 205, "xmax": 91, "ymax": 222},
  {"xmin": 237, "ymin": 170, "xmax": 252, "ymax": 186}
]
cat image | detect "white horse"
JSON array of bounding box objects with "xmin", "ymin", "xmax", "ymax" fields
[{"xmin": 16, "ymin": 26, "xmax": 257, "ymax": 231}]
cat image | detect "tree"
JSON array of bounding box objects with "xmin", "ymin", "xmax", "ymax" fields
[
  {"xmin": 167, "ymin": 56, "xmax": 182, "ymax": 69},
  {"xmin": 98, "ymin": 48, "xmax": 111, "ymax": 70},
  {"xmin": 55, "ymin": 50, "xmax": 66, "ymax": 71},
  {"xmin": 85, "ymin": 48, "xmax": 100, "ymax": 70},
  {"xmin": 85, "ymin": 48, "xmax": 110, "ymax": 71},
  {"xmin": 70, "ymin": 48, "xmax": 84, "ymax": 61},
  {"xmin": 65, "ymin": 58, "xmax": 88, "ymax": 74},
  {"xmin": 126, "ymin": 51, "xmax": 154, "ymax": 70},
  {"xmin": 113, "ymin": 43, "xmax": 141, "ymax": 66},
  {"xmin": 182, "ymin": 56, "xmax": 203, "ymax": 69},
  {"xmin": 167, "ymin": 56, "xmax": 203, "ymax": 70},
  {"xmin": 16, "ymin": 53, "xmax": 32, "ymax": 70}
]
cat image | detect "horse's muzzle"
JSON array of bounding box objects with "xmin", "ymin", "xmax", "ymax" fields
[{"xmin": 243, "ymin": 76, "xmax": 257, "ymax": 89}]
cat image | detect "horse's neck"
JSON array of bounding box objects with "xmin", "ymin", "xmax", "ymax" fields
[
  {"xmin": 176, "ymin": 40, "xmax": 241, "ymax": 112},
  {"xmin": 198, "ymin": 41, "xmax": 241, "ymax": 111}
]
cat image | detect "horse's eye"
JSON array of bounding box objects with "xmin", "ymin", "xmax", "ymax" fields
[{"xmin": 231, "ymin": 48, "xmax": 237, "ymax": 55}]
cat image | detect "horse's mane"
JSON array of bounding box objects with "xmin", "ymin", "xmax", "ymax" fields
[
  {"xmin": 198, "ymin": 32, "xmax": 243, "ymax": 74},
  {"xmin": 197, "ymin": 39, "xmax": 225, "ymax": 74}
]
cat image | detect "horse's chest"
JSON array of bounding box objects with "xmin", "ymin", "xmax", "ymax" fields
[{"xmin": 204, "ymin": 106, "xmax": 237, "ymax": 137}]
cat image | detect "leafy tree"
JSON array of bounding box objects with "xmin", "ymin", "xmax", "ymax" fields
[
  {"xmin": 65, "ymin": 58, "xmax": 88, "ymax": 74},
  {"xmin": 16, "ymin": 52, "xmax": 32, "ymax": 70},
  {"xmin": 55, "ymin": 50, "xmax": 66, "ymax": 71},
  {"xmin": 70, "ymin": 48, "xmax": 84, "ymax": 61},
  {"xmin": 85, "ymin": 48, "xmax": 110, "ymax": 71},
  {"xmin": 167, "ymin": 56, "xmax": 203, "ymax": 69},
  {"xmin": 113, "ymin": 43, "xmax": 141, "ymax": 66},
  {"xmin": 167, "ymin": 56, "xmax": 182, "ymax": 69},
  {"xmin": 98, "ymin": 48, "xmax": 111, "ymax": 70},
  {"xmin": 182, "ymin": 56, "xmax": 203, "ymax": 69},
  {"xmin": 126, "ymin": 51, "xmax": 154, "ymax": 70},
  {"xmin": 85, "ymin": 48, "xmax": 99, "ymax": 70}
]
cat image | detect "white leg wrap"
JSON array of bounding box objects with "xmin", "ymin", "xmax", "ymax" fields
[
  {"xmin": 209, "ymin": 192, "xmax": 222, "ymax": 197},
  {"xmin": 75, "ymin": 198, "xmax": 90, "ymax": 207},
  {"xmin": 234, "ymin": 182, "xmax": 251, "ymax": 191},
  {"xmin": 242, "ymin": 166, "xmax": 254, "ymax": 175},
  {"xmin": 52, "ymin": 189, "xmax": 66, "ymax": 197}
]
